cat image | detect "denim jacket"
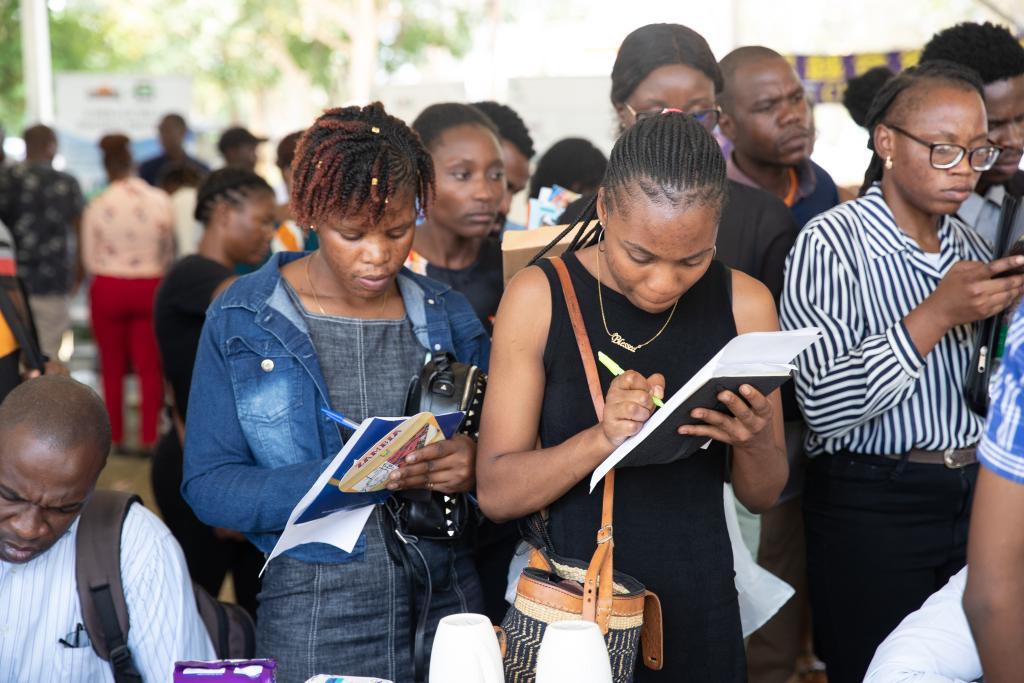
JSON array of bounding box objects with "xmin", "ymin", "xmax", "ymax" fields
[{"xmin": 182, "ymin": 252, "xmax": 490, "ymax": 564}]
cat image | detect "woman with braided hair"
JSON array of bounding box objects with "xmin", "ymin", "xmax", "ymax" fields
[
  {"xmin": 477, "ymin": 112, "xmax": 788, "ymax": 680},
  {"xmin": 181, "ymin": 103, "xmax": 488, "ymax": 683},
  {"xmin": 152, "ymin": 167, "xmax": 276, "ymax": 617},
  {"xmin": 406, "ymin": 102, "xmax": 506, "ymax": 333}
]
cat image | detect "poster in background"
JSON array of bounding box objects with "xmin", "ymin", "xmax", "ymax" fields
[{"xmin": 54, "ymin": 74, "xmax": 194, "ymax": 196}]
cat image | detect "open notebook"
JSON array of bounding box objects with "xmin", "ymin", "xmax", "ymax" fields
[{"xmin": 589, "ymin": 328, "xmax": 821, "ymax": 491}]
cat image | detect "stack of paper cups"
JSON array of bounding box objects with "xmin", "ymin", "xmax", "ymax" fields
[
  {"xmin": 428, "ymin": 613, "xmax": 504, "ymax": 683},
  {"xmin": 535, "ymin": 620, "xmax": 613, "ymax": 683}
]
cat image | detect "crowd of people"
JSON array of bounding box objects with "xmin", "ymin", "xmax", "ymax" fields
[{"xmin": 0, "ymin": 17, "xmax": 1023, "ymax": 683}]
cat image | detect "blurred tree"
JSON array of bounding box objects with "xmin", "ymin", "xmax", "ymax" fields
[{"xmin": 0, "ymin": 0, "xmax": 474, "ymax": 131}]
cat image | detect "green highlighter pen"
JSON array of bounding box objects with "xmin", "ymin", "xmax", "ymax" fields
[{"xmin": 596, "ymin": 351, "xmax": 665, "ymax": 408}]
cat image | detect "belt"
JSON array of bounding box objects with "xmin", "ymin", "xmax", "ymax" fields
[{"xmin": 883, "ymin": 447, "xmax": 977, "ymax": 469}]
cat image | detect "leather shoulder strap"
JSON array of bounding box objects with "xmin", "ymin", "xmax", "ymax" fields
[
  {"xmin": 551, "ymin": 256, "xmax": 615, "ymax": 633},
  {"xmin": 75, "ymin": 489, "xmax": 143, "ymax": 682}
]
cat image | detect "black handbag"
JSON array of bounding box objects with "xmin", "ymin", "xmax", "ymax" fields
[
  {"xmin": 382, "ymin": 351, "xmax": 488, "ymax": 683},
  {"xmin": 387, "ymin": 351, "xmax": 487, "ymax": 541},
  {"xmin": 965, "ymin": 195, "xmax": 1021, "ymax": 416}
]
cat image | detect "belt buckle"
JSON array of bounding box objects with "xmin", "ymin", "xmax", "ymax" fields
[{"xmin": 943, "ymin": 448, "xmax": 970, "ymax": 469}]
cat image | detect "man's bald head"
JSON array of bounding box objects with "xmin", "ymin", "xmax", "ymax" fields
[
  {"xmin": 718, "ymin": 46, "xmax": 790, "ymax": 110},
  {"xmin": 0, "ymin": 377, "xmax": 111, "ymax": 563},
  {"xmin": 22, "ymin": 124, "xmax": 57, "ymax": 163},
  {"xmin": 717, "ymin": 45, "xmax": 813, "ymax": 169},
  {"xmin": 0, "ymin": 376, "xmax": 111, "ymax": 466}
]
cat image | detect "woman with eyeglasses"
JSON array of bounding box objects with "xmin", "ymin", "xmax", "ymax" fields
[
  {"xmin": 559, "ymin": 23, "xmax": 799, "ymax": 302},
  {"xmin": 780, "ymin": 61, "xmax": 1024, "ymax": 683}
]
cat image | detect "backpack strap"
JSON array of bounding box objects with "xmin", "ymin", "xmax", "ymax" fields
[{"xmin": 75, "ymin": 490, "xmax": 143, "ymax": 683}]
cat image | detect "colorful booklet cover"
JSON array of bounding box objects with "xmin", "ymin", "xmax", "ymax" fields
[{"xmin": 262, "ymin": 409, "xmax": 465, "ymax": 573}]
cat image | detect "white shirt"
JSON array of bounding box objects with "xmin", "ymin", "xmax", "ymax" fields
[
  {"xmin": 864, "ymin": 567, "xmax": 982, "ymax": 683},
  {"xmin": 0, "ymin": 504, "xmax": 215, "ymax": 682}
]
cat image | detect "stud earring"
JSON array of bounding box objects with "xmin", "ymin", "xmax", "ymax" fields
[{"xmin": 885, "ymin": 156, "xmax": 893, "ymax": 170}]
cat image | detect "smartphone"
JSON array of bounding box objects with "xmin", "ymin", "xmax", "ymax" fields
[{"xmin": 996, "ymin": 238, "xmax": 1024, "ymax": 278}]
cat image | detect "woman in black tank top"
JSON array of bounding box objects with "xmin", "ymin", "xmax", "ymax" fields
[{"xmin": 477, "ymin": 114, "xmax": 788, "ymax": 681}]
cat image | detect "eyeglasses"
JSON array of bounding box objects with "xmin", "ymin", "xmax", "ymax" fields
[
  {"xmin": 885, "ymin": 123, "xmax": 1002, "ymax": 172},
  {"xmin": 624, "ymin": 104, "xmax": 721, "ymax": 131}
]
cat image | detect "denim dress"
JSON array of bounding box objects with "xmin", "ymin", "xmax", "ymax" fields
[
  {"xmin": 253, "ymin": 284, "xmax": 483, "ymax": 682},
  {"xmin": 181, "ymin": 253, "xmax": 490, "ymax": 683}
]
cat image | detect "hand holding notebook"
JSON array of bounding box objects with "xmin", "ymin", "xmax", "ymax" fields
[{"xmin": 589, "ymin": 328, "xmax": 821, "ymax": 491}]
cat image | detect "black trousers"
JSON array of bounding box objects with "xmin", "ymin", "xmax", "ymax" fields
[
  {"xmin": 151, "ymin": 430, "xmax": 264, "ymax": 618},
  {"xmin": 803, "ymin": 452, "xmax": 976, "ymax": 683}
]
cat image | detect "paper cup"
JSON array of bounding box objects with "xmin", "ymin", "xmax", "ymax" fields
[
  {"xmin": 428, "ymin": 613, "xmax": 504, "ymax": 683},
  {"xmin": 535, "ymin": 620, "xmax": 613, "ymax": 683}
]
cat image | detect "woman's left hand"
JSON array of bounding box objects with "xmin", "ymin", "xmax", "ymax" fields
[
  {"xmin": 678, "ymin": 384, "xmax": 775, "ymax": 452},
  {"xmin": 387, "ymin": 433, "xmax": 476, "ymax": 494}
]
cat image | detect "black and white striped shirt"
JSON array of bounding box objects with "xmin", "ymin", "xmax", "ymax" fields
[{"xmin": 780, "ymin": 185, "xmax": 992, "ymax": 456}]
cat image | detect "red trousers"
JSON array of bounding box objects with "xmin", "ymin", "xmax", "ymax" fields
[{"xmin": 90, "ymin": 274, "xmax": 164, "ymax": 446}]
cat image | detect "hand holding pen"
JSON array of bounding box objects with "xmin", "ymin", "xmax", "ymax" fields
[{"xmin": 594, "ymin": 350, "xmax": 665, "ymax": 448}]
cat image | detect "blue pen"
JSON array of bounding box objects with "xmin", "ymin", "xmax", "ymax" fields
[{"xmin": 320, "ymin": 407, "xmax": 361, "ymax": 431}]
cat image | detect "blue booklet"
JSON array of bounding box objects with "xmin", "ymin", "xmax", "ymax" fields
[{"xmin": 262, "ymin": 409, "xmax": 465, "ymax": 571}]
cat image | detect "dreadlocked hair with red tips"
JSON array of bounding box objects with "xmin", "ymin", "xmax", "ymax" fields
[{"xmin": 290, "ymin": 102, "xmax": 435, "ymax": 227}]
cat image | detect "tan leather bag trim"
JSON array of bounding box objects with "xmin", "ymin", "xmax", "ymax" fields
[{"xmin": 641, "ymin": 591, "xmax": 665, "ymax": 670}]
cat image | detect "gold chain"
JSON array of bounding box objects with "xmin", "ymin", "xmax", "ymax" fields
[
  {"xmin": 304, "ymin": 251, "xmax": 390, "ymax": 317},
  {"xmin": 596, "ymin": 249, "xmax": 677, "ymax": 353}
]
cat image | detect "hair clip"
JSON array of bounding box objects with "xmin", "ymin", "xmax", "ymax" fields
[
  {"xmin": 371, "ymin": 126, "xmax": 381, "ymax": 134},
  {"xmin": 316, "ymin": 160, "xmax": 323, "ymax": 168},
  {"xmin": 371, "ymin": 177, "xmax": 379, "ymax": 186}
]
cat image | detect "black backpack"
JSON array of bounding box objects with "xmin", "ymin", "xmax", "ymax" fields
[{"xmin": 75, "ymin": 490, "xmax": 256, "ymax": 683}]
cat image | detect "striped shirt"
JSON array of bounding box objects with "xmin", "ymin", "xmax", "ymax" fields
[
  {"xmin": 0, "ymin": 504, "xmax": 214, "ymax": 682},
  {"xmin": 978, "ymin": 304, "xmax": 1024, "ymax": 483},
  {"xmin": 780, "ymin": 184, "xmax": 992, "ymax": 456}
]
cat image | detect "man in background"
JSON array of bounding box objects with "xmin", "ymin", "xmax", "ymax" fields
[
  {"xmin": 921, "ymin": 22, "xmax": 1024, "ymax": 247},
  {"xmin": 218, "ymin": 126, "xmax": 266, "ymax": 173},
  {"xmin": 139, "ymin": 113, "xmax": 210, "ymax": 187},
  {"xmin": 0, "ymin": 125, "xmax": 84, "ymax": 361},
  {"xmin": 719, "ymin": 46, "xmax": 839, "ymax": 227}
]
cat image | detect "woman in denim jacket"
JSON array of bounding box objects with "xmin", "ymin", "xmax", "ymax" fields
[{"xmin": 182, "ymin": 104, "xmax": 490, "ymax": 683}]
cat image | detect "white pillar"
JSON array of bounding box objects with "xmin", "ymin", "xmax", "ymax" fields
[{"xmin": 19, "ymin": 0, "xmax": 54, "ymax": 124}]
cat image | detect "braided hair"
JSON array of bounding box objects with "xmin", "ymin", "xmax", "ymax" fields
[
  {"xmin": 611, "ymin": 24, "xmax": 722, "ymax": 118},
  {"xmin": 472, "ymin": 101, "xmax": 535, "ymax": 159},
  {"xmin": 194, "ymin": 168, "xmax": 274, "ymax": 225},
  {"xmin": 290, "ymin": 102, "xmax": 434, "ymax": 226},
  {"xmin": 859, "ymin": 60, "xmax": 984, "ymax": 196},
  {"xmin": 411, "ymin": 103, "xmax": 500, "ymax": 152},
  {"xmin": 530, "ymin": 112, "xmax": 727, "ymax": 263}
]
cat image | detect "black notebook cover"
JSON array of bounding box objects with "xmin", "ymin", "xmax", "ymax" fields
[{"xmin": 618, "ymin": 372, "xmax": 793, "ymax": 469}]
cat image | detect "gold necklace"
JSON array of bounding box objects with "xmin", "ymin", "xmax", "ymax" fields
[
  {"xmin": 596, "ymin": 250, "xmax": 678, "ymax": 353},
  {"xmin": 304, "ymin": 251, "xmax": 390, "ymax": 317}
]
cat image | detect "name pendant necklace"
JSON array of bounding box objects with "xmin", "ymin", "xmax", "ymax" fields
[{"xmin": 596, "ymin": 248, "xmax": 677, "ymax": 353}]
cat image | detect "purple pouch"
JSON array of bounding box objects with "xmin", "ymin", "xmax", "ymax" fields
[{"xmin": 174, "ymin": 660, "xmax": 277, "ymax": 682}]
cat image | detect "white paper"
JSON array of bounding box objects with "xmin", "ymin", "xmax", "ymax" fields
[
  {"xmin": 724, "ymin": 484, "xmax": 795, "ymax": 636},
  {"xmin": 589, "ymin": 328, "xmax": 821, "ymax": 491}
]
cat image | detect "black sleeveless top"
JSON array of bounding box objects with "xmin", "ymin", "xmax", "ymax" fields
[{"xmin": 537, "ymin": 253, "xmax": 745, "ymax": 681}]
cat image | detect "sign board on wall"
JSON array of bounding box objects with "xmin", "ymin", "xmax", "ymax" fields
[{"xmin": 54, "ymin": 73, "xmax": 193, "ymax": 196}]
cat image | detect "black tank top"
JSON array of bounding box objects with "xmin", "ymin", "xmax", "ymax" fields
[{"xmin": 536, "ymin": 252, "xmax": 745, "ymax": 681}]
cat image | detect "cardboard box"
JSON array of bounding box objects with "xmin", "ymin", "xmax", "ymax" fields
[{"xmin": 501, "ymin": 220, "xmax": 599, "ymax": 286}]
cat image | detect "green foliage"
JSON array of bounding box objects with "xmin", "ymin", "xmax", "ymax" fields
[{"xmin": 0, "ymin": 0, "xmax": 475, "ymax": 130}]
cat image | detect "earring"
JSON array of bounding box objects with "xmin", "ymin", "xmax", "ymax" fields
[
  {"xmin": 885, "ymin": 156, "xmax": 893, "ymax": 170},
  {"xmin": 310, "ymin": 225, "xmax": 317, "ymax": 232},
  {"xmin": 597, "ymin": 227, "xmax": 606, "ymax": 252}
]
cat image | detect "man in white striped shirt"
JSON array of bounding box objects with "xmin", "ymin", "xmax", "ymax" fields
[
  {"xmin": 0, "ymin": 376, "xmax": 213, "ymax": 682},
  {"xmin": 780, "ymin": 62, "xmax": 1024, "ymax": 683}
]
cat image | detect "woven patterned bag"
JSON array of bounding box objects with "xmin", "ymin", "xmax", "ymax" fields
[{"xmin": 500, "ymin": 257, "xmax": 663, "ymax": 683}]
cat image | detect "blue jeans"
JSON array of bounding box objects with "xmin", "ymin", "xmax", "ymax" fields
[{"xmin": 255, "ymin": 508, "xmax": 483, "ymax": 683}]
